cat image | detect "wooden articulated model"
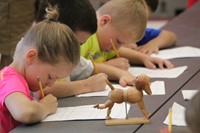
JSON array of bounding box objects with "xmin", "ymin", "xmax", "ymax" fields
[{"xmin": 94, "ymin": 74, "xmax": 152, "ymax": 126}]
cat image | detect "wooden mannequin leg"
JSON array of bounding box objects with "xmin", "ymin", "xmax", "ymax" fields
[
  {"xmin": 137, "ymin": 100, "xmax": 150, "ymax": 118},
  {"xmin": 106, "ymin": 102, "xmax": 114, "ymax": 119}
]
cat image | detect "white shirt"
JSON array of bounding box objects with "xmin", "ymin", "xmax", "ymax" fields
[{"xmin": 69, "ymin": 56, "xmax": 93, "ymax": 81}]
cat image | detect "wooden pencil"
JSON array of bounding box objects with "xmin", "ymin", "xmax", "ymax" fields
[
  {"xmin": 168, "ymin": 107, "xmax": 172, "ymax": 133},
  {"xmin": 88, "ymin": 52, "xmax": 99, "ymax": 74},
  {"xmin": 110, "ymin": 38, "xmax": 120, "ymax": 58},
  {"xmin": 37, "ymin": 77, "xmax": 45, "ymax": 98}
]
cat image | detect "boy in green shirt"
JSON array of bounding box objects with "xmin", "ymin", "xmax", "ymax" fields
[{"xmin": 81, "ymin": 0, "xmax": 174, "ymax": 70}]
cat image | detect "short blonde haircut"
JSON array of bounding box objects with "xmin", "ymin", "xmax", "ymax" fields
[
  {"xmin": 14, "ymin": 4, "xmax": 80, "ymax": 66},
  {"xmin": 97, "ymin": 0, "xmax": 148, "ymax": 42}
]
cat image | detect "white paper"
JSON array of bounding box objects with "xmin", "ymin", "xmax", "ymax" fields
[
  {"xmin": 128, "ymin": 66, "xmax": 187, "ymax": 78},
  {"xmin": 163, "ymin": 102, "xmax": 186, "ymax": 126},
  {"xmin": 151, "ymin": 46, "xmax": 200, "ymax": 59},
  {"xmin": 182, "ymin": 90, "xmax": 199, "ymax": 100},
  {"xmin": 145, "ymin": 81, "xmax": 165, "ymax": 95},
  {"xmin": 43, "ymin": 103, "xmax": 130, "ymax": 122},
  {"xmin": 77, "ymin": 81, "xmax": 165, "ymax": 97}
]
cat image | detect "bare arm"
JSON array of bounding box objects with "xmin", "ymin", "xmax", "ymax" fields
[
  {"xmin": 5, "ymin": 92, "xmax": 57, "ymax": 124},
  {"xmin": 44, "ymin": 63, "xmax": 136, "ymax": 98},
  {"xmin": 118, "ymin": 47, "xmax": 145, "ymax": 65},
  {"xmin": 137, "ymin": 30, "xmax": 177, "ymax": 54},
  {"xmin": 44, "ymin": 73, "xmax": 108, "ymax": 98},
  {"xmin": 102, "ymin": 57, "xmax": 130, "ymax": 70},
  {"xmin": 96, "ymin": 63, "xmax": 136, "ymax": 86}
]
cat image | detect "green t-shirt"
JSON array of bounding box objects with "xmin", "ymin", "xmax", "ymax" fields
[{"xmin": 81, "ymin": 33, "xmax": 116, "ymax": 62}]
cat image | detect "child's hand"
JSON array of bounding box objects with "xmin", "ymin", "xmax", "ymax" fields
[
  {"xmin": 118, "ymin": 71, "xmax": 136, "ymax": 87},
  {"xmin": 143, "ymin": 56, "xmax": 174, "ymax": 69},
  {"xmin": 86, "ymin": 73, "xmax": 108, "ymax": 92},
  {"xmin": 137, "ymin": 44, "xmax": 159, "ymax": 55},
  {"xmin": 104, "ymin": 57, "xmax": 130, "ymax": 71},
  {"xmin": 39, "ymin": 94, "xmax": 58, "ymax": 114}
]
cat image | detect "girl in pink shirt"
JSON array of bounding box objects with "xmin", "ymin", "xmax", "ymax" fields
[{"xmin": 0, "ymin": 5, "xmax": 80, "ymax": 133}]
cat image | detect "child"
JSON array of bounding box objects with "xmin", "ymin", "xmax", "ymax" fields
[
  {"xmin": 81, "ymin": 0, "xmax": 148, "ymax": 66},
  {"xmin": 125, "ymin": 0, "xmax": 177, "ymax": 55},
  {"xmin": 35, "ymin": 0, "xmax": 136, "ymax": 98},
  {"xmin": 185, "ymin": 91, "xmax": 200, "ymax": 133},
  {"xmin": 81, "ymin": 0, "xmax": 174, "ymax": 70},
  {"xmin": 0, "ymin": 5, "xmax": 80, "ymax": 133},
  {"xmin": 114, "ymin": 0, "xmax": 175, "ymax": 70}
]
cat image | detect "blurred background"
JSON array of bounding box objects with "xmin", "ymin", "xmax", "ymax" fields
[{"xmin": 89, "ymin": 0, "xmax": 188, "ymax": 29}]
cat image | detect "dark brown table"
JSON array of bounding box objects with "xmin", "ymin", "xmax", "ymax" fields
[
  {"xmin": 136, "ymin": 69, "xmax": 200, "ymax": 133},
  {"xmin": 136, "ymin": 1, "xmax": 200, "ymax": 133}
]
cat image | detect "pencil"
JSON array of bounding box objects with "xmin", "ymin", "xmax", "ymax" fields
[
  {"xmin": 88, "ymin": 52, "xmax": 115, "ymax": 90},
  {"xmin": 105, "ymin": 79, "xmax": 115, "ymax": 90},
  {"xmin": 168, "ymin": 107, "xmax": 172, "ymax": 133},
  {"xmin": 37, "ymin": 77, "xmax": 45, "ymax": 98},
  {"xmin": 88, "ymin": 52, "xmax": 99, "ymax": 74},
  {"xmin": 110, "ymin": 38, "xmax": 120, "ymax": 58}
]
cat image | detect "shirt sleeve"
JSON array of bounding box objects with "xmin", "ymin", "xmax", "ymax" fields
[
  {"xmin": 0, "ymin": 77, "xmax": 31, "ymax": 107},
  {"xmin": 137, "ymin": 28, "xmax": 161, "ymax": 46},
  {"xmin": 70, "ymin": 56, "xmax": 94, "ymax": 81},
  {"xmin": 81, "ymin": 39, "xmax": 91, "ymax": 59}
]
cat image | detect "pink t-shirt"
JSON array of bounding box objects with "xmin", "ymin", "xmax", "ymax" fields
[{"xmin": 0, "ymin": 66, "xmax": 33, "ymax": 133}]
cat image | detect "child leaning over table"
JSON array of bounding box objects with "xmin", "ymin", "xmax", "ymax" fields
[
  {"xmin": 81, "ymin": 0, "xmax": 174, "ymax": 70},
  {"xmin": 81, "ymin": 0, "xmax": 147, "ymax": 69},
  {"xmin": 114, "ymin": 0, "xmax": 175, "ymax": 70},
  {"xmin": 0, "ymin": 5, "xmax": 80, "ymax": 133},
  {"xmin": 124, "ymin": 0, "xmax": 177, "ymax": 55},
  {"xmin": 34, "ymin": 0, "xmax": 137, "ymax": 98}
]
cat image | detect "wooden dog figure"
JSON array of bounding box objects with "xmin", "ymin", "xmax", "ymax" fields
[{"xmin": 94, "ymin": 74, "xmax": 152, "ymax": 120}]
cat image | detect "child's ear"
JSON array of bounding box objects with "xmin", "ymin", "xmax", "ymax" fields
[
  {"xmin": 26, "ymin": 49, "xmax": 38, "ymax": 64},
  {"xmin": 99, "ymin": 15, "xmax": 112, "ymax": 26}
]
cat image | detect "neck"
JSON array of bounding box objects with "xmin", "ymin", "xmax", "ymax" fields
[{"xmin": 9, "ymin": 61, "xmax": 25, "ymax": 77}]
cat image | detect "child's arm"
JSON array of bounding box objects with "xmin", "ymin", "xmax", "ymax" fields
[
  {"xmin": 137, "ymin": 30, "xmax": 177, "ymax": 55},
  {"xmin": 118, "ymin": 47, "xmax": 174, "ymax": 69},
  {"xmin": 5, "ymin": 92, "xmax": 57, "ymax": 124},
  {"xmin": 96, "ymin": 63, "xmax": 136, "ymax": 87},
  {"xmin": 103, "ymin": 57, "xmax": 130, "ymax": 71},
  {"xmin": 44, "ymin": 64, "xmax": 135, "ymax": 98},
  {"xmin": 44, "ymin": 73, "xmax": 108, "ymax": 98}
]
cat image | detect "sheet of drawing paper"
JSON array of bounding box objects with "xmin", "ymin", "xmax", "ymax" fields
[
  {"xmin": 163, "ymin": 102, "xmax": 186, "ymax": 126},
  {"xmin": 182, "ymin": 90, "xmax": 199, "ymax": 100},
  {"xmin": 128, "ymin": 66, "xmax": 187, "ymax": 78},
  {"xmin": 151, "ymin": 46, "xmax": 200, "ymax": 59},
  {"xmin": 43, "ymin": 103, "xmax": 130, "ymax": 122}
]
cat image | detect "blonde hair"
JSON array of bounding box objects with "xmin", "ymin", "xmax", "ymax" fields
[
  {"xmin": 97, "ymin": 0, "xmax": 148, "ymax": 42},
  {"xmin": 14, "ymin": 4, "xmax": 80, "ymax": 66}
]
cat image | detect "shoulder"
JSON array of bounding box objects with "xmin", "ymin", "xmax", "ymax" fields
[
  {"xmin": 0, "ymin": 67, "xmax": 30, "ymax": 105},
  {"xmin": 82, "ymin": 33, "xmax": 99, "ymax": 47}
]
